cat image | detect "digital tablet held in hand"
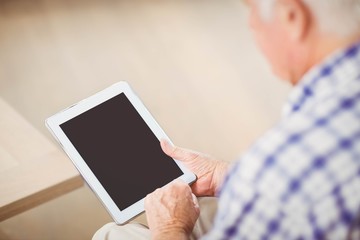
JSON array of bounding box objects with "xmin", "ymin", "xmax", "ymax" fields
[{"xmin": 45, "ymin": 81, "xmax": 196, "ymax": 225}]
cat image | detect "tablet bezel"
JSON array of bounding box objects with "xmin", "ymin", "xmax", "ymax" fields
[{"xmin": 45, "ymin": 81, "xmax": 196, "ymax": 225}]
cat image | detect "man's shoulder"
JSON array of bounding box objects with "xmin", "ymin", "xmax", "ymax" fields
[{"xmin": 233, "ymin": 85, "xmax": 360, "ymax": 196}]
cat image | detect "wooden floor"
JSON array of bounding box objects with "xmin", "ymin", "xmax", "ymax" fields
[{"xmin": 0, "ymin": 0, "xmax": 290, "ymax": 239}]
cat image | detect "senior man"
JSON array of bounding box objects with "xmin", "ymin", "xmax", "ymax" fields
[{"xmin": 94, "ymin": 0, "xmax": 360, "ymax": 239}]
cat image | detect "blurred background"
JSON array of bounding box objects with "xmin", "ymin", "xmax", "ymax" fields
[{"xmin": 0, "ymin": 0, "xmax": 290, "ymax": 239}]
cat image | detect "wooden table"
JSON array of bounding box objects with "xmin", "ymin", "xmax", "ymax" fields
[{"xmin": 0, "ymin": 97, "xmax": 83, "ymax": 221}]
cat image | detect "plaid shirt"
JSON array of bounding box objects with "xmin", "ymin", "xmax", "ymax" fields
[{"xmin": 203, "ymin": 42, "xmax": 360, "ymax": 240}]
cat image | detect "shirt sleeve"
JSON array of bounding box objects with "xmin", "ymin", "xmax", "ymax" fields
[
  {"xmin": 202, "ymin": 92, "xmax": 360, "ymax": 239},
  {"xmin": 201, "ymin": 123, "xmax": 295, "ymax": 239},
  {"xmin": 202, "ymin": 162, "xmax": 287, "ymax": 239}
]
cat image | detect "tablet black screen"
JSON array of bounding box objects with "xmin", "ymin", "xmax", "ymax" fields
[{"xmin": 60, "ymin": 93, "xmax": 183, "ymax": 211}]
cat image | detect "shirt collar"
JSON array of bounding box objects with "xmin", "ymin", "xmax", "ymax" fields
[{"xmin": 282, "ymin": 40, "xmax": 360, "ymax": 118}]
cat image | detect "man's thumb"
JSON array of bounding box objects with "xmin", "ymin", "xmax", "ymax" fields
[
  {"xmin": 160, "ymin": 139, "xmax": 198, "ymax": 162},
  {"xmin": 160, "ymin": 139, "xmax": 175, "ymax": 157}
]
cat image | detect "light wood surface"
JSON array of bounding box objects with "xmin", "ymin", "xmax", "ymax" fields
[
  {"xmin": 0, "ymin": 97, "xmax": 83, "ymax": 221},
  {"xmin": 0, "ymin": 0, "xmax": 291, "ymax": 239}
]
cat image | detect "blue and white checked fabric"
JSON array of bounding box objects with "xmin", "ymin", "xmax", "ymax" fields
[{"xmin": 203, "ymin": 41, "xmax": 360, "ymax": 239}]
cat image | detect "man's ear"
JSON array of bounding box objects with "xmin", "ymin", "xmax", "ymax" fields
[{"xmin": 275, "ymin": 0, "xmax": 311, "ymax": 41}]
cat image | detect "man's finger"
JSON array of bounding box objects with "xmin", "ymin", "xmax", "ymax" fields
[
  {"xmin": 160, "ymin": 139, "xmax": 199, "ymax": 162},
  {"xmin": 192, "ymin": 193, "xmax": 200, "ymax": 214}
]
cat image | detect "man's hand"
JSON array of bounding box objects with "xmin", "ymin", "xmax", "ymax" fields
[
  {"xmin": 145, "ymin": 180, "xmax": 200, "ymax": 240},
  {"xmin": 161, "ymin": 140, "xmax": 229, "ymax": 197}
]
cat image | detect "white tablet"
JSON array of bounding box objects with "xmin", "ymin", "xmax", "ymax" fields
[{"xmin": 45, "ymin": 81, "xmax": 196, "ymax": 225}]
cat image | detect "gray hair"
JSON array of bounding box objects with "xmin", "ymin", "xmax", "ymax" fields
[{"xmin": 257, "ymin": 0, "xmax": 360, "ymax": 37}]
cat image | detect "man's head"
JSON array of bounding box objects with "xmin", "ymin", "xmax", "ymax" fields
[{"xmin": 246, "ymin": 0, "xmax": 360, "ymax": 85}]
